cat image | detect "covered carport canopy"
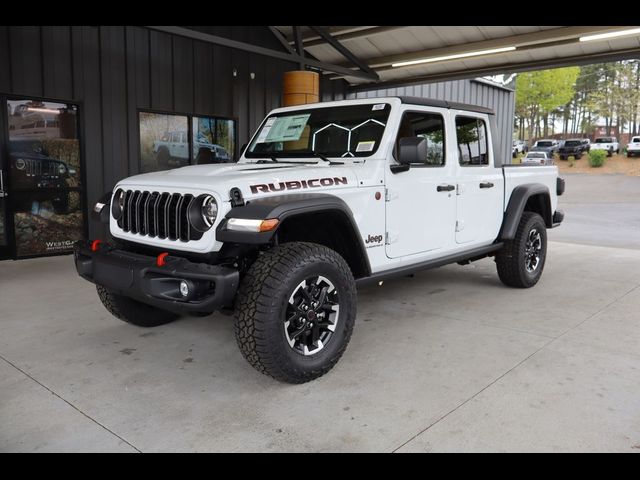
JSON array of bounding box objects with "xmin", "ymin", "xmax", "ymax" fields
[
  {"xmin": 272, "ymin": 26, "xmax": 640, "ymax": 89},
  {"xmin": 150, "ymin": 26, "xmax": 640, "ymax": 90}
]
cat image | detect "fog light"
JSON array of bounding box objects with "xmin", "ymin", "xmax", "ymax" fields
[{"xmin": 179, "ymin": 280, "xmax": 189, "ymax": 298}]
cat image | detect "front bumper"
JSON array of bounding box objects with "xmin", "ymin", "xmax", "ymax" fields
[{"xmin": 74, "ymin": 241, "xmax": 239, "ymax": 314}]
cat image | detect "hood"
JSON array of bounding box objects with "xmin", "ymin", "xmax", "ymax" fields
[{"xmin": 116, "ymin": 161, "xmax": 360, "ymax": 200}]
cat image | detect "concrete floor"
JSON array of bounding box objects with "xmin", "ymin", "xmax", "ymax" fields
[
  {"xmin": 2, "ymin": 238, "xmax": 640, "ymax": 452},
  {"xmin": 549, "ymin": 173, "xmax": 640, "ymax": 250}
]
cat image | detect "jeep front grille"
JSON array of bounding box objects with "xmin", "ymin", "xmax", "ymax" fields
[{"xmin": 117, "ymin": 190, "xmax": 203, "ymax": 242}]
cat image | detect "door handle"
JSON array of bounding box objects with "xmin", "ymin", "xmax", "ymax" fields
[
  {"xmin": 479, "ymin": 182, "xmax": 494, "ymax": 189},
  {"xmin": 437, "ymin": 184, "xmax": 455, "ymax": 192},
  {"xmin": 0, "ymin": 170, "xmax": 6, "ymax": 198}
]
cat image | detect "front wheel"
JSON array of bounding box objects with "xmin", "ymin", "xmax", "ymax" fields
[
  {"xmin": 96, "ymin": 285, "xmax": 179, "ymax": 327},
  {"xmin": 496, "ymin": 212, "xmax": 547, "ymax": 288},
  {"xmin": 234, "ymin": 242, "xmax": 357, "ymax": 384}
]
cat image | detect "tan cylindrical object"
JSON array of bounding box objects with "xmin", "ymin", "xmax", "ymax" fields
[{"xmin": 282, "ymin": 70, "xmax": 319, "ymax": 106}]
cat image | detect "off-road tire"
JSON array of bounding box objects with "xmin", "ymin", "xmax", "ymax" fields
[
  {"xmin": 575, "ymin": 153, "xmax": 582, "ymax": 160},
  {"xmin": 156, "ymin": 147, "xmax": 170, "ymax": 168},
  {"xmin": 607, "ymin": 149, "xmax": 613, "ymax": 157},
  {"xmin": 234, "ymin": 242, "xmax": 357, "ymax": 384},
  {"xmin": 559, "ymin": 155, "xmax": 565, "ymax": 160},
  {"xmin": 52, "ymin": 193, "xmax": 69, "ymax": 214},
  {"xmin": 96, "ymin": 285, "xmax": 179, "ymax": 327},
  {"xmin": 496, "ymin": 212, "xmax": 547, "ymax": 288}
]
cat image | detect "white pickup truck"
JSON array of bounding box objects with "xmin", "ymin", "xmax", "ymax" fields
[
  {"xmin": 77, "ymin": 97, "xmax": 565, "ymax": 383},
  {"xmin": 590, "ymin": 136, "xmax": 620, "ymax": 157}
]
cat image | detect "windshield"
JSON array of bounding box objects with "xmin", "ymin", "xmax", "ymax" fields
[
  {"xmin": 536, "ymin": 141, "xmax": 553, "ymax": 147},
  {"xmin": 564, "ymin": 140, "xmax": 581, "ymax": 146},
  {"xmin": 632, "ymin": 137, "xmax": 640, "ymax": 143},
  {"xmin": 245, "ymin": 103, "xmax": 391, "ymax": 160},
  {"xmin": 595, "ymin": 137, "xmax": 614, "ymax": 143}
]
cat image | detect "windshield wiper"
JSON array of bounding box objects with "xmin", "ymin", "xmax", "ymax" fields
[
  {"xmin": 256, "ymin": 155, "xmax": 279, "ymax": 164},
  {"xmin": 311, "ymin": 152, "xmax": 344, "ymax": 165}
]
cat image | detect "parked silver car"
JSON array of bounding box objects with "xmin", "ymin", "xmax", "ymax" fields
[{"xmin": 521, "ymin": 151, "xmax": 553, "ymax": 165}]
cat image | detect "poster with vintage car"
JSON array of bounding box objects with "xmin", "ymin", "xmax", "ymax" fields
[{"xmin": 7, "ymin": 99, "xmax": 84, "ymax": 257}]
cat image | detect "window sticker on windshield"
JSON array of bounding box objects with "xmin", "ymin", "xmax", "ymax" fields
[
  {"xmin": 262, "ymin": 114, "xmax": 311, "ymax": 143},
  {"xmin": 255, "ymin": 117, "xmax": 276, "ymax": 144},
  {"xmin": 372, "ymin": 104, "xmax": 386, "ymax": 111},
  {"xmin": 356, "ymin": 141, "xmax": 376, "ymax": 152}
]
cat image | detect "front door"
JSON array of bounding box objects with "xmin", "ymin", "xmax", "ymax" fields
[
  {"xmin": 1, "ymin": 96, "xmax": 85, "ymax": 259},
  {"xmin": 385, "ymin": 108, "xmax": 457, "ymax": 259},
  {"xmin": 453, "ymin": 114, "xmax": 503, "ymax": 245}
]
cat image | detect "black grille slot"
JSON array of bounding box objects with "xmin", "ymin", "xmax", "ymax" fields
[{"xmin": 116, "ymin": 190, "xmax": 200, "ymax": 242}]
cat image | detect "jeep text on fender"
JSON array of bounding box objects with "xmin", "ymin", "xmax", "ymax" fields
[{"xmin": 76, "ymin": 97, "xmax": 564, "ymax": 384}]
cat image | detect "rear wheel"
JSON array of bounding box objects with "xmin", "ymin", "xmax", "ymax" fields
[
  {"xmin": 575, "ymin": 153, "xmax": 582, "ymax": 160},
  {"xmin": 234, "ymin": 242, "xmax": 356, "ymax": 384},
  {"xmin": 96, "ymin": 285, "xmax": 179, "ymax": 327},
  {"xmin": 496, "ymin": 212, "xmax": 547, "ymax": 288}
]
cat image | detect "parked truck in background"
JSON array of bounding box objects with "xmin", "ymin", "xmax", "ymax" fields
[
  {"xmin": 590, "ymin": 136, "xmax": 620, "ymax": 157},
  {"xmin": 77, "ymin": 97, "xmax": 565, "ymax": 384}
]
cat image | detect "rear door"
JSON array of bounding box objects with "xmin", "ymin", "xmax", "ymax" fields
[{"xmin": 453, "ymin": 113, "xmax": 503, "ymax": 245}]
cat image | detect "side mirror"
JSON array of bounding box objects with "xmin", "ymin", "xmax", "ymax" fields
[{"xmin": 398, "ymin": 137, "xmax": 427, "ymax": 165}]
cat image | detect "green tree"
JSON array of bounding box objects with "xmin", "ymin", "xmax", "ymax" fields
[{"xmin": 516, "ymin": 67, "xmax": 580, "ymax": 142}]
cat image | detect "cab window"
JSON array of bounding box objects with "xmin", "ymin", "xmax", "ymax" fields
[
  {"xmin": 456, "ymin": 116, "xmax": 489, "ymax": 166},
  {"xmin": 395, "ymin": 111, "xmax": 445, "ymax": 166}
]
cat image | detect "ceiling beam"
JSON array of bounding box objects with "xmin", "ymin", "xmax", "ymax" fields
[
  {"xmin": 292, "ymin": 26, "xmax": 305, "ymax": 70},
  {"xmin": 307, "ymin": 26, "xmax": 379, "ymax": 80},
  {"xmin": 267, "ymin": 26, "xmax": 296, "ymax": 55},
  {"xmin": 348, "ymin": 46, "xmax": 640, "ymax": 92},
  {"xmin": 362, "ymin": 26, "xmax": 635, "ymax": 69},
  {"xmin": 146, "ymin": 26, "xmax": 378, "ymax": 82},
  {"xmin": 303, "ymin": 26, "xmax": 404, "ymax": 47}
]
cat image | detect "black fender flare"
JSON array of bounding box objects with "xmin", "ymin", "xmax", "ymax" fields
[
  {"xmin": 499, "ymin": 184, "xmax": 552, "ymax": 240},
  {"xmin": 217, "ymin": 193, "xmax": 355, "ymax": 243},
  {"xmin": 217, "ymin": 193, "xmax": 371, "ymax": 275}
]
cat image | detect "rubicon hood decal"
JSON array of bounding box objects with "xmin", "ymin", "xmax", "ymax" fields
[{"xmin": 250, "ymin": 176, "xmax": 348, "ymax": 194}]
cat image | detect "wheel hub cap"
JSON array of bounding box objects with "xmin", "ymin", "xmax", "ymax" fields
[
  {"xmin": 284, "ymin": 276, "xmax": 340, "ymax": 356},
  {"xmin": 525, "ymin": 228, "xmax": 542, "ymax": 273}
]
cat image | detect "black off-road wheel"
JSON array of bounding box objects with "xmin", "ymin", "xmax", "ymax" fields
[
  {"xmin": 156, "ymin": 148, "xmax": 171, "ymax": 168},
  {"xmin": 496, "ymin": 212, "xmax": 547, "ymax": 288},
  {"xmin": 234, "ymin": 242, "xmax": 357, "ymax": 384},
  {"xmin": 96, "ymin": 285, "xmax": 179, "ymax": 327},
  {"xmin": 52, "ymin": 193, "xmax": 69, "ymax": 214}
]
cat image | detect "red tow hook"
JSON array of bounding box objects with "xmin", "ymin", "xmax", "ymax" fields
[
  {"xmin": 91, "ymin": 239, "xmax": 103, "ymax": 252},
  {"xmin": 156, "ymin": 252, "xmax": 169, "ymax": 267}
]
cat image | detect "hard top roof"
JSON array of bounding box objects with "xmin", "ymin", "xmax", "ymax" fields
[{"xmin": 397, "ymin": 96, "xmax": 494, "ymax": 115}]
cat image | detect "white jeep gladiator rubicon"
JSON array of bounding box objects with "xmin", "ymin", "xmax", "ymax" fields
[{"xmin": 76, "ymin": 97, "xmax": 565, "ymax": 383}]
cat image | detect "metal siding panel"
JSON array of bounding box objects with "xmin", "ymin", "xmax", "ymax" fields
[
  {"xmin": 0, "ymin": 27, "xmax": 10, "ymax": 91},
  {"xmin": 149, "ymin": 30, "xmax": 173, "ymax": 110},
  {"xmin": 248, "ymin": 53, "xmax": 266, "ymax": 134},
  {"xmin": 127, "ymin": 27, "xmax": 151, "ymax": 110},
  {"xmin": 9, "ymin": 26, "xmax": 43, "ymax": 97},
  {"xmin": 99, "ymin": 26, "xmax": 128, "ymax": 193},
  {"xmin": 72, "ymin": 26, "xmax": 104, "ymax": 239},
  {"xmin": 125, "ymin": 27, "xmax": 148, "ymax": 177},
  {"xmin": 172, "ymin": 35, "xmax": 194, "ymax": 112},
  {"xmin": 232, "ymin": 49, "xmax": 249, "ymax": 149},
  {"xmin": 193, "ymin": 41, "xmax": 214, "ymax": 115},
  {"xmin": 41, "ymin": 26, "xmax": 73, "ymax": 100},
  {"xmin": 212, "ymin": 35, "xmax": 232, "ymax": 117}
]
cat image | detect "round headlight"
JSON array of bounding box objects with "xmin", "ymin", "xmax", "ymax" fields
[
  {"xmin": 188, "ymin": 194, "xmax": 217, "ymax": 232},
  {"xmin": 58, "ymin": 163, "xmax": 67, "ymax": 175},
  {"xmin": 15, "ymin": 158, "xmax": 25, "ymax": 170},
  {"xmin": 201, "ymin": 195, "xmax": 218, "ymax": 227},
  {"xmin": 111, "ymin": 189, "xmax": 125, "ymax": 220}
]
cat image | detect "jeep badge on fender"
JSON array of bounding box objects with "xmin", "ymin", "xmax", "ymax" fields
[{"xmin": 76, "ymin": 97, "xmax": 564, "ymax": 384}]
